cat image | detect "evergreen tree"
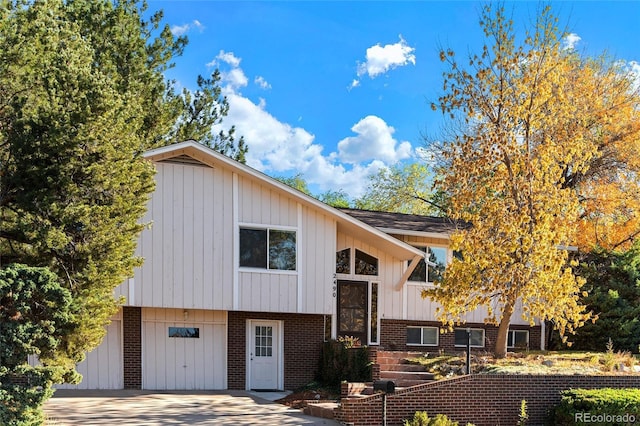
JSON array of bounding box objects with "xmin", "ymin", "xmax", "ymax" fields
[
  {"xmin": 563, "ymin": 245, "xmax": 640, "ymax": 352},
  {"xmin": 0, "ymin": 264, "xmax": 74, "ymax": 425},
  {"xmin": 0, "ymin": 0, "xmax": 244, "ymax": 379}
]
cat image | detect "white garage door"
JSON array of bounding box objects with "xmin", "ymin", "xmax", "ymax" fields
[
  {"xmin": 142, "ymin": 308, "xmax": 227, "ymax": 390},
  {"xmin": 56, "ymin": 317, "xmax": 123, "ymax": 389}
]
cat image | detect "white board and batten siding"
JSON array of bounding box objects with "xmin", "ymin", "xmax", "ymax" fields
[
  {"xmin": 124, "ymin": 161, "xmax": 235, "ymax": 311},
  {"xmin": 52, "ymin": 311, "xmax": 123, "ymax": 390},
  {"xmin": 237, "ymin": 176, "xmax": 337, "ymax": 315},
  {"xmin": 142, "ymin": 308, "xmax": 227, "ymax": 390},
  {"xmin": 396, "ymin": 234, "xmax": 536, "ymax": 326}
]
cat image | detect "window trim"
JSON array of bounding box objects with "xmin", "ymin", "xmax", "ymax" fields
[
  {"xmin": 406, "ymin": 326, "xmax": 439, "ymax": 346},
  {"xmin": 368, "ymin": 281, "xmax": 380, "ymax": 345},
  {"xmin": 336, "ymin": 247, "xmax": 380, "ymax": 278},
  {"xmin": 239, "ymin": 224, "xmax": 298, "ymax": 272},
  {"xmin": 454, "ymin": 328, "xmax": 485, "ymax": 348},
  {"xmin": 168, "ymin": 327, "xmax": 200, "ymax": 338},
  {"xmin": 507, "ymin": 329, "xmax": 530, "ymax": 349},
  {"xmin": 354, "ymin": 248, "xmax": 379, "ymax": 277},
  {"xmin": 407, "ymin": 245, "xmax": 450, "ymax": 285}
]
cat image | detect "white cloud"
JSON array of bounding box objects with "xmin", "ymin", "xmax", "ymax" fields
[
  {"xmin": 254, "ymin": 76, "xmax": 272, "ymax": 90},
  {"xmin": 215, "ymin": 50, "xmax": 242, "ymax": 68},
  {"xmin": 206, "ymin": 51, "xmax": 248, "ymax": 91},
  {"xmin": 562, "ymin": 33, "xmax": 581, "ymax": 50},
  {"xmin": 349, "ymin": 79, "xmax": 360, "ymax": 90},
  {"xmin": 210, "ymin": 54, "xmax": 414, "ymax": 198},
  {"xmin": 336, "ymin": 116, "xmax": 412, "ymax": 164},
  {"xmin": 170, "ymin": 20, "xmax": 204, "ymax": 36},
  {"xmin": 356, "ymin": 35, "xmax": 416, "ymax": 79},
  {"xmin": 223, "ymin": 68, "xmax": 248, "ymax": 91}
]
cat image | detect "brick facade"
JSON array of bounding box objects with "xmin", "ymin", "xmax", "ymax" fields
[
  {"xmin": 122, "ymin": 306, "xmax": 142, "ymax": 389},
  {"xmin": 227, "ymin": 311, "xmax": 325, "ymax": 390},
  {"xmin": 380, "ymin": 318, "xmax": 542, "ymax": 353},
  {"xmin": 336, "ymin": 374, "xmax": 640, "ymax": 426}
]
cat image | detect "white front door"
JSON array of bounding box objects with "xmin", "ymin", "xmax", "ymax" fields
[{"xmin": 247, "ymin": 320, "xmax": 282, "ymax": 390}]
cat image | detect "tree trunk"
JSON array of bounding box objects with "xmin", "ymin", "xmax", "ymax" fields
[{"xmin": 494, "ymin": 302, "xmax": 515, "ymax": 358}]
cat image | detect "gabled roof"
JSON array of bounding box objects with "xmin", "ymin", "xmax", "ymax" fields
[
  {"xmin": 143, "ymin": 140, "xmax": 426, "ymax": 262},
  {"xmin": 339, "ymin": 208, "xmax": 465, "ymax": 239}
]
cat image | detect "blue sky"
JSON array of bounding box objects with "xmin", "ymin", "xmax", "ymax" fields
[{"xmin": 149, "ymin": 1, "xmax": 639, "ymax": 198}]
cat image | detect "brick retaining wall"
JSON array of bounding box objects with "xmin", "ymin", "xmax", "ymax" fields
[{"xmin": 335, "ymin": 374, "xmax": 640, "ymax": 426}]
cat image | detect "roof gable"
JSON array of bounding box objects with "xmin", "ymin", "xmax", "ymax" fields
[{"xmin": 144, "ymin": 141, "xmax": 426, "ymax": 261}]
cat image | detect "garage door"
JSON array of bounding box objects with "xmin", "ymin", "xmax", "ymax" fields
[
  {"xmin": 142, "ymin": 308, "xmax": 227, "ymax": 390},
  {"xmin": 56, "ymin": 317, "xmax": 123, "ymax": 389}
]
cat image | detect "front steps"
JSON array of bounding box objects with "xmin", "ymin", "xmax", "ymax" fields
[
  {"xmin": 377, "ymin": 350, "xmax": 435, "ymax": 387},
  {"xmin": 303, "ymin": 350, "xmax": 435, "ymax": 421}
]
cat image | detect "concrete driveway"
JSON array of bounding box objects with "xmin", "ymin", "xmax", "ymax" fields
[{"xmin": 44, "ymin": 390, "xmax": 341, "ymax": 425}]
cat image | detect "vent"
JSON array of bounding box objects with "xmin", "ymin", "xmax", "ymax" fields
[{"xmin": 158, "ymin": 154, "xmax": 212, "ymax": 168}]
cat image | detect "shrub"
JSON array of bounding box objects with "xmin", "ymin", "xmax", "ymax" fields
[
  {"xmin": 316, "ymin": 340, "xmax": 371, "ymax": 387},
  {"xmin": 403, "ymin": 411, "xmax": 474, "ymax": 426},
  {"xmin": 549, "ymin": 388, "xmax": 640, "ymax": 425},
  {"xmin": 0, "ymin": 264, "xmax": 75, "ymax": 425}
]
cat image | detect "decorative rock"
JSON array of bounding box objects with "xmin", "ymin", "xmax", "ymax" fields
[{"xmin": 542, "ymin": 360, "xmax": 554, "ymax": 367}]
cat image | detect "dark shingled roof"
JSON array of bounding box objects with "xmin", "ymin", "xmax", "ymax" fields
[{"xmin": 339, "ymin": 208, "xmax": 465, "ymax": 235}]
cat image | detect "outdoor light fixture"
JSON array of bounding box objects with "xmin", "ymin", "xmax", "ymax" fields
[{"xmin": 183, "ymin": 310, "xmax": 188, "ymax": 320}]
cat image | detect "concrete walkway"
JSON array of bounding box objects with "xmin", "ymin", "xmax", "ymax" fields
[{"xmin": 44, "ymin": 390, "xmax": 341, "ymax": 425}]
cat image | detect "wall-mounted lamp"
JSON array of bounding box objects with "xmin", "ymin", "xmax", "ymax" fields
[{"xmin": 183, "ymin": 310, "xmax": 188, "ymax": 320}]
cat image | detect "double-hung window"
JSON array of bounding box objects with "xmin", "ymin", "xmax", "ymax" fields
[{"xmin": 239, "ymin": 227, "xmax": 296, "ymax": 271}]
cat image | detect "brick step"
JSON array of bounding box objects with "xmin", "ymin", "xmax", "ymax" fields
[
  {"xmin": 380, "ymin": 371, "xmax": 435, "ymax": 381},
  {"xmin": 303, "ymin": 402, "xmax": 338, "ymax": 419},
  {"xmin": 378, "ymin": 364, "xmax": 428, "ymax": 372},
  {"xmin": 376, "ymin": 357, "xmax": 420, "ymax": 365},
  {"xmin": 377, "ymin": 351, "xmax": 427, "ymax": 359}
]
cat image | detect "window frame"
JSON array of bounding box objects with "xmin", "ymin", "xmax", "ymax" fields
[
  {"xmin": 406, "ymin": 326, "xmax": 439, "ymax": 346},
  {"xmin": 369, "ymin": 281, "xmax": 380, "ymax": 345},
  {"xmin": 454, "ymin": 328, "xmax": 485, "ymax": 348},
  {"xmin": 507, "ymin": 329, "xmax": 529, "ymax": 349},
  {"xmin": 168, "ymin": 327, "xmax": 200, "ymax": 338},
  {"xmin": 335, "ymin": 248, "xmax": 380, "ymax": 278},
  {"xmin": 407, "ymin": 245, "xmax": 449, "ymax": 285},
  {"xmin": 354, "ymin": 249, "xmax": 379, "ymax": 276},
  {"xmin": 239, "ymin": 225, "xmax": 297, "ymax": 272}
]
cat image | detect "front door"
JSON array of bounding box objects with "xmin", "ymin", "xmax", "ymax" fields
[
  {"xmin": 247, "ymin": 320, "xmax": 281, "ymax": 390},
  {"xmin": 337, "ymin": 280, "xmax": 368, "ymax": 344}
]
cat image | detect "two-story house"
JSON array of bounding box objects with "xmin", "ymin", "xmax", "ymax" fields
[{"xmin": 57, "ymin": 140, "xmax": 542, "ymax": 391}]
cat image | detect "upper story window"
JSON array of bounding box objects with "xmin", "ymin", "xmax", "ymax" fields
[
  {"xmin": 336, "ymin": 248, "xmax": 351, "ymax": 274},
  {"xmin": 240, "ymin": 227, "xmax": 296, "ymax": 271},
  {"xmin": 336, "ymin": 248, "xmax": 379, "ymax": 276},
  {"xmin": 355, "ymin": 249, "xmax": 378, "ymax": 276},
  {"xmin": 408, "ymin": 246, "xmax": 447, "ymax": 284}
]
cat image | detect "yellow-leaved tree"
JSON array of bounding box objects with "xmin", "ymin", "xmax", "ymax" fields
[{"xmin": 424, "ymin": 4, "xmax": 639, "ymax": 357}]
